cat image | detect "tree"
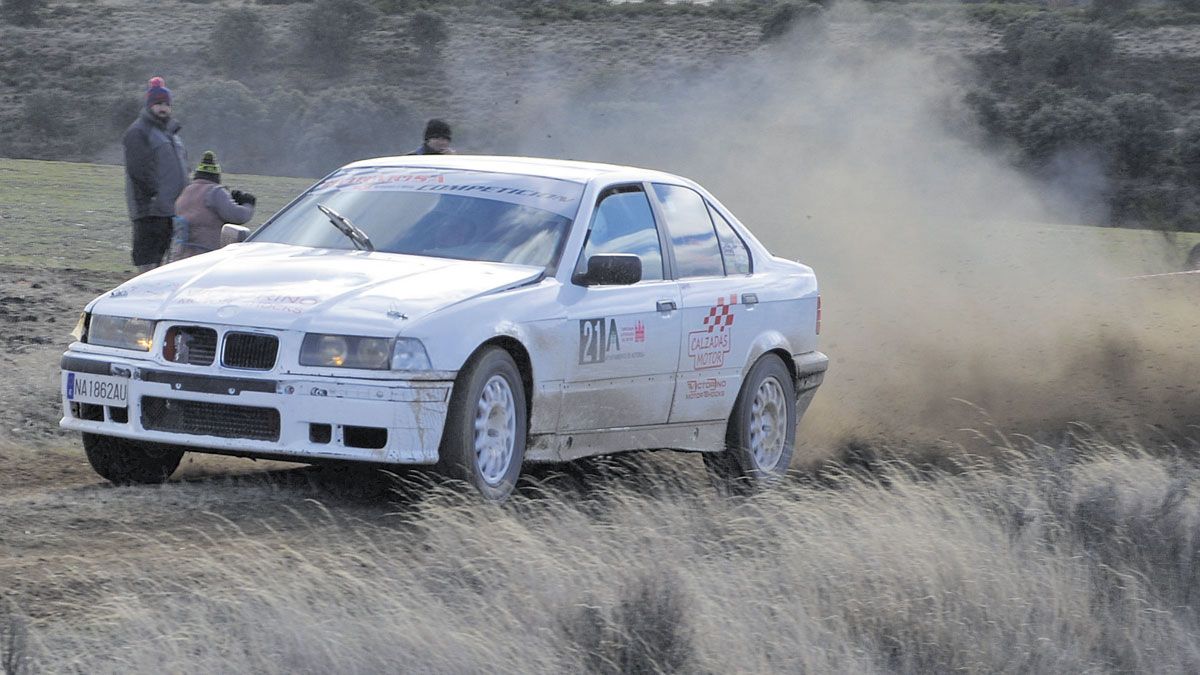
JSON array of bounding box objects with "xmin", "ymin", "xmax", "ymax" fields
[
  {"xmin": 1105, "ymin": 93, "xmax": 1174, "ymax": 177},
  {"xmin": 211, "ymin": 8, "xmax": 268, "ymax": 73}
]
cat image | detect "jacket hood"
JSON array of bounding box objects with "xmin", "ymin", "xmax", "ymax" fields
[{"xmin": 89, "ymin": 242, "xmax": 543, "ymax": 335}]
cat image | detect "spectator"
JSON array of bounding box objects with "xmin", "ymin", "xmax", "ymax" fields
[
  {"xmin": 123, "ymin": 77, "xmax": 189, "ymax": 273},
  {"xmin": 408, "ymin": 118, "xmax": 455, "ymax": 155},
  {"xmin": 169, "ymin": 150, "xmax": 256, "ymax": 262}
]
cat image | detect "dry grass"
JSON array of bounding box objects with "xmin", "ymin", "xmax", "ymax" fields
[{"xmin": 4, "ymin": 435, "xmax": 1199, "ymax": 673}]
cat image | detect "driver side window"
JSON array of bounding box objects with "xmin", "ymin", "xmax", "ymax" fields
[{"xmin": 576, "ymin": 187, "xmax": 664, "ymax": 281}]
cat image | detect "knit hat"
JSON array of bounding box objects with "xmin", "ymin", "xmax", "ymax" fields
[
  {"xmin": 423, "ymin": 118, "xmax": 452, "ymax": 141},
  {"xmin": 145, "ymin": 76, "xmax": 172, "ymax": 108},
  {"xmin": 194, "ymin": 150, "xmax": 221, "ymax": 181}
]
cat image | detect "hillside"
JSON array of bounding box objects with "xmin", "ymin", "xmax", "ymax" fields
[{"xmin": 1, "ymin": 0, "xmax": 1200, "ymax": 227}]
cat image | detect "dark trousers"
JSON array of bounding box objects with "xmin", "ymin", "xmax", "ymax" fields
[{"xmin": 131, "ymin": 216, "xmax": 173, "ymax": 267}]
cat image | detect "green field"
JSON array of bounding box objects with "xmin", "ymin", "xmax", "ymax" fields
[{"xmin": 0, "ymin": 158, "xmax": 312, "ymax": 273}]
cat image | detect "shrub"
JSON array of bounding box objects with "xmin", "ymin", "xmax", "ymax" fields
[
  {"xmin": 295, "ymin": 86, "xmax": 417, "ymax": 176},
  {"xmin": 1105, "ymin": 93, "xmax": 1174, "ymax": 177},
  {"xmin": 211, "ymin": 7, "xmax": 269, "ymax": 73},
  {"xmin": 1019, "ymin": 94, "xmax": 1118, "ymax": 165},
  {"xmin": 1177, "ymin": 117, "xmax": 1200, "ymax": 180},
  {"xmin": 1, "ymin": 0, "xmax": 44, "ymax": 26},
  {"xmin": 1089, "ymin": 0, "xmax": 1137, "ymax": 20},
  {"xmin": 294, "ymin": 0, "xmax": 380, "ymax": 75},
  {"xmin": 761, "ymin": 2, "xmax": 819, "ymax": 42},
  {"xmin": 1002, "ymin": 14, "xmax": 1115, "ymax": 87},
  {"xmin": 175, "ymin": 80, "xmax": 269, "ymax": 172},
  {"xmin": 409, "ymin": 10, "xmax": 449, "ymax": 58}
]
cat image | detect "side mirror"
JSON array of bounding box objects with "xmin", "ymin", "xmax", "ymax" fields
[
  {"xmin": 573, "ymin": 254, "xmax": 642, "ymax": 286},
  {"xmin": 220, "ymin": 224, "xmax": 251, "ymax": 247}
]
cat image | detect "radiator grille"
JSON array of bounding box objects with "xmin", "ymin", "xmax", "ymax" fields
[
  {"xmin": 223, "ymin": 333, "xmax": 279, "ymax": 370},
  {"xmin": 163, "ymin": 326, "xmax": 217, "ymax": 366},
  {"xmin": 141, "ymin": 396, "xmax": 280, "ymax": 441}
]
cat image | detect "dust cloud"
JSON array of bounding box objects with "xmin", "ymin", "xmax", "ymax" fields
[{"xmin": 461, "ymin": 3, "xmax": 1200, "ymax": 456}]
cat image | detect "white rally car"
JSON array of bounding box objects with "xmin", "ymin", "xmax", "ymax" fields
[{"xmin": 61, "ymin": 156, "xmax": 826, "ymax": 500}]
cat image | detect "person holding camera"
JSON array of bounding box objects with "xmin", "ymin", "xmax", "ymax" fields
[{"xmin": 168, "ymin": 150, "xmax": 256, "ymax": 262}]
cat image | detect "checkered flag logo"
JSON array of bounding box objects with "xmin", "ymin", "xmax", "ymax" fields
[{"xmin": 703, "ymin": 295, "xmax": 737, "ymax": 333}]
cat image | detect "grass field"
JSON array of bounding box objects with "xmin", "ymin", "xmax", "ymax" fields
[{"xmin": 0, "ymin": 158, "xmax": 311, "ymax": 273}]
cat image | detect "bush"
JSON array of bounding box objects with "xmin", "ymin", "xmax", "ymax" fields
[
  {"xmin": 1019, "ymin": 94, "xmax": 1118, "ymax": 165},
  {"xmin": 1177, "ymin": 117, "xmax": 1200, "ymax": 180},
  {"xmin": 409, "ymin": 10, "xmax": 449, "ymax": 58},
  {"xmin": 1105, "ymin": 93, "xmax": 1174, "ymax": 177},
  {"xmin": 761, "ymin": 2, "xmax": 819, "ymax": 42},
  {"xmin": 211, "ymin": 8, "xmax": 269, "ymax": 73},
  {"xmin": 296, "ymin": 86, "xmax": 417, "ymax": 176},
  {"xmin": 1, "ymin": 0, "xmax": 44, "ymax": 26},
  {"xmin": 175, "ymin": 80, "xmax": 269, "ymax": 172},
  {"xmin": 294, "ymin": 0, "xmax": 380, "ymax": 75},
  {"xmin": 1089, "ymin": 0, "xmax": 1137, "ymax": 20},
  {"xmin": 1002, "ymin": 14, "xmax": 1115, "ymax": 87}
]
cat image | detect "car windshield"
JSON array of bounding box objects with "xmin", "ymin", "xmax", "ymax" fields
[{"xmin": 251, "ymin": 167, "xmax": 584, "ymax": 268}]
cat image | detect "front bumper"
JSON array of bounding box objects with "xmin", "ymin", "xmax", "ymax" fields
[{"xmin": 59, "ymin": 350, "xmax": 453, "ymax": 465}]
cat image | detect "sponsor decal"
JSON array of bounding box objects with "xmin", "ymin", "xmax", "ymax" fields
[
  {"xmin": 686, "ymin": 377, "xmax": 728, "ymax": 400},
  {"xmin": 578, "ymin": 317, "xmax": 647, "ymax": 365},
  {"xmin": 310, "ymin": 168, "xmax": 584, "ymax": 218},
  {"xmin": 688, "ymin": 295, "xmax": 737, "ymax": 370},
  {"xmin": 175, "ymin": 290, "xmax": 322, "ymax": 315}
]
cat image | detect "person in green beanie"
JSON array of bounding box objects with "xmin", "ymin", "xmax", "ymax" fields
[{"xmin": 168, "ymin": 150, "xmax": 256, "ymax": 262}]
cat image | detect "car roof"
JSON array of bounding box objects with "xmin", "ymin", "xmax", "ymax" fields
[{"xmin": 342, "ymin": 154, "xmax": 689, "ymax": 186}]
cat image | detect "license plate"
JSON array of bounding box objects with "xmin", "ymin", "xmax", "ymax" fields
[{"xmin": 65, "ymin": 372, "xmax": 128, "ymax": 406}]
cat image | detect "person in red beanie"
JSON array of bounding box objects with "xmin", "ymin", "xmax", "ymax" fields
[{"xmin": 123, "ymin": 76, "xmax": 189, "ymax": 273}]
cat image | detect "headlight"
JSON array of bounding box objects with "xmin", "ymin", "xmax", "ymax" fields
[
  {"xmin": 86, "ymin": 315, "xmax": 155, "ymax": 351},
  {"xmin": 391, "ymin": 337, "xmax": 432, "ymax": 371},
  {"xmin": 301, "ymin": 334, "xmax": 393, "ymax": 370}
]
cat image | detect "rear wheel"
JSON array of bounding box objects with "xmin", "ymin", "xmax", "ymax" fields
[
  {"xmin": 704, "ymin": 354, "xmax": 796, "ymax": 494},
  {"xmin": 83, "ymin": 433, "xmax": 184, "ymax": 485},
  {"xmin": 437, "ymin": 347, "xmax": 527, "ymax": 501}
]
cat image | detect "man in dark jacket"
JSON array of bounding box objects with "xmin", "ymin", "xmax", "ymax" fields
[
  {"xmin": 169, "ymin": 150, "xmax": 255, "ymax": 262},
  {"xmin": 408, "ymin": 118, "xmax": 455, "ymax": 155},
  {"xmin": 123, "ymin": 77, "xmax": 189, "ymax": 273}
]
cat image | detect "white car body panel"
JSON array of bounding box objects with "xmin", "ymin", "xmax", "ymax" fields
[{"xmin": 60, "ymin": 156, "xmax": 826, "ymax": 467}]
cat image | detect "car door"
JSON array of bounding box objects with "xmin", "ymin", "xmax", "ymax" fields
[
  {"xmin": 558, "ymin": 184, "xmax": 682, "ymax": 432},
  {"xmin": 650, "ymin": 183, "xmax": 768, "ymax": 424}
]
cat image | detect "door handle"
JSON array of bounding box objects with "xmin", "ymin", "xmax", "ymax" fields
[
  {"xmin": 741, "ymin": 293, "xmax": 759, "ymax": 305},
  {"xmin": 656, "ymin": 300, "xmax": 677, "ymax": 312}
]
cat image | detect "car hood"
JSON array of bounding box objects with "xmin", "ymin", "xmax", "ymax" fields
[{"xmin": 88, "ymin": 243, "xmax": 544, "ymax": 334}]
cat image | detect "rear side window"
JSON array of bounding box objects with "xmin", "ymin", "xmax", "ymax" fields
[
  {"xmin": 578, "ymin": 187, "xmax": 664, "ymax": 281},
  {"xmin": 708, "ymin": 204, "xmax": 752, "ymax": 275},
  {"xmin": 652, "ymin": 184, "xmax": 723, "ymax": 279}
]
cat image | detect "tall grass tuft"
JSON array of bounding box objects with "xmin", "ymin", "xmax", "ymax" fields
[{"xmin": 9, "ymin": 436, "xmax": 1200, "ymax": 673}]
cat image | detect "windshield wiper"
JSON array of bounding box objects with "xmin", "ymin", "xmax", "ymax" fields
[{"xmin": 317, "ymin": 203, "xmax": 374, "ymax": 252}]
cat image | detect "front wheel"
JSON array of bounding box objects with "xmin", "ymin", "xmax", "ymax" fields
[
  {"xmin": 83, "ymin": 433, "xmax": 184, "ymax": 485},
  {"xmin": 437, "ymin": 347, "xmax": 527, "ymax": 501},
  {"xmin": 704, "ymin": 354, "xmax": 797, "ymax": 494}
]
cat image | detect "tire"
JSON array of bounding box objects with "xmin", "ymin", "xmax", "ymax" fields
[
  {"xmin": 83, "ymin": 433, "xmax": 184, "ymax": 485},
  {"xmin": 436, "ymin": 346, "xmax": 527, "ymax": 501},
  {"xmin": 704, "ymin": 353, "xmax": 796, "ymax": 495}
]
